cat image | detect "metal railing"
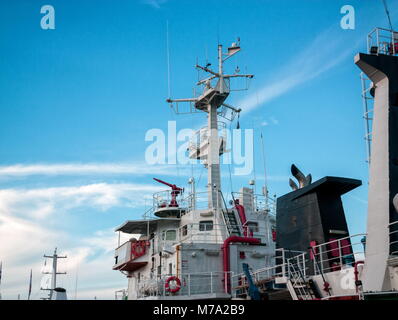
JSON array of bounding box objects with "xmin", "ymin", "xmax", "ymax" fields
[
  {"xmin": 231, "ymin": 191, "xmax": 276, "ymax": 215},
  {"xmin": 144, "ymin": 188, "xmax": 276, "ymax": 219},
  {"xmin": 183, "ymin": 191, "xmax": 211, "ymax": 211},
  {"xmin": 231, "ymin": 249, "xmax": 305, "ymax": 297},
  {"xmin": 389, "ymin": 221, "xmax": 398, "ymax": 256},
  {"xmin": 310, "ymin": 234, "xmax": 366, "ymax": 275},
  {"xmin": 136, "ymin": 271, "xmax": 232, "ymax": 298},
  {"xmin": 152, "ymin": 190, "xmax": 188, "ymax": 212},
  {"xmin": 367, "ymin": 27, "xmax": 398, "ymax": 56}
]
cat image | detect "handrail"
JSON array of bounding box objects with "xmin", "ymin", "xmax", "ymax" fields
[
  {"xmin": 367, "ymin": 27, "xmax": 398, "ymax": 56},
  {"xmin": 136, "ymin": 271, "xmax": 232, "ymax": 298},
  {"xmin": 308, "ymin": 234, "xmax": 366, "ymax": 275}
]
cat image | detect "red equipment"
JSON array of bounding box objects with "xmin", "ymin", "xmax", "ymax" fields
[
  {"xmin": 221, "ymin": 236, "xmax": 261, "ymax": 293},
  {"xmin": 131, "ymin": 240, "xmax": 147, "ymax": 259},
  {"xmin": 153, "ymin": 178, "xmax": 183, "ymax": 207},
  {"xmin": 234, "ymin": 199, "xmax": 252, "ymax": 237},
  {"xmin": 165, "ymin": 276, "xmax": 181, "ymax": 293}
]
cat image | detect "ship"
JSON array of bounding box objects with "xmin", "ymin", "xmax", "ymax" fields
[{"xmin": 112, "ymin": 26, "xmax": 398, "ymax": 300}]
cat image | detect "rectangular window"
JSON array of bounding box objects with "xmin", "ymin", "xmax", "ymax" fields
[
  {"xmin": 199, "ymin": 220, "xmax": 214, "ymax": 231},
  {"xmin": 181, "ymin": 225, "xmax": 188, "ymax": 237},
  {"xmin": 247, "ymin": 222, "xmax": 259, "ymax": 233},
  {"xmin": 165, "ymin": 230, "xmax": 177, "ymax": 241}
]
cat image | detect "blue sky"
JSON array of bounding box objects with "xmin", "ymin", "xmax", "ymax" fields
[{"xmin": 0, "ymin": 0, "xmax": 397, "ymax": 299}]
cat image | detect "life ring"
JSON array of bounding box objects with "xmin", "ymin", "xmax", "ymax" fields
[
  {"xmin": 131, "ymin": 241, "xmax": 146, "ymax": 258},
  {"xmin": 165, "ymin": 276, "xmax": 181, "ymax": 293}
]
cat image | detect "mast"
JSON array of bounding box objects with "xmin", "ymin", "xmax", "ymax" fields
[
  {"xmin": 166, "ymin": 39, "xmax": 253, "ymax": 212},
  {"xmin": 41, "ymin": 248, "xmax": 67, "ymax": 299}
]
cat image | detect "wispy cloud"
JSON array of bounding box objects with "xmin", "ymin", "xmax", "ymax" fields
[
  {"xmin": 0, "ymin": 162, "xmax": 179, "ymax": 178},
  {"xmin": 142, "ymin": 0, "xmax": 168, "ymax": 9},
  {"xmin": 238, "ymin": 27, "xmax": 362, "ymax": 112}
]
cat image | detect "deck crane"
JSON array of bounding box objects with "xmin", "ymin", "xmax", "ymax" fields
[{"xmin": 153, "ymin": 178, "xmax": 183, "ymax": 207}]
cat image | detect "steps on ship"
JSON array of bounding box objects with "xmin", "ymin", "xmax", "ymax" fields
[{"xmin": 223, "ymin": 209, "xmax": 241, "ymax": 236}]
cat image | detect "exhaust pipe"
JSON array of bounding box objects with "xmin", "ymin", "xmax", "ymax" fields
[
  {"xmin": 289, "ymin": 178, "xmax": 298, "ymax": 191},
  {"xmin": 290, "ymin": 164, "xmax": 312, "ymax": 189}
]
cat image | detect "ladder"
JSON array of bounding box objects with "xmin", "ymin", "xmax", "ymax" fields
[
  {"xmin": 360, "ymin": 72, "xmax": 374, "ymax": 165},
  {"xmin": 218, "ymin": 190, "xmax": 241, "ymax": 236},
  {"xmin": 286, "ymin": 260, "xmax": 315, "ymax": 300},
  {"xmin": 223, "ymin": 209, "xmax": 241, "ymax": 236}
]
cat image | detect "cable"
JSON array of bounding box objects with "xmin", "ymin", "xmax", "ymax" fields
[{"xmin": 382, "ymin": 0, "xmax": 394, "ymax": 30}]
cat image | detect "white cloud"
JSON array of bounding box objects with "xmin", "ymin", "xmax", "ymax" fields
[
  {"xmin": 0, "ymin": 182, "xmax": 163, "ymax": 299},
  {"xmin": 0, "ymin": 214, "xmax": 132, "ymax": 300},
  {"xmin": 0, "ymin": 183, "xmax": 162, "ymax": 220}
]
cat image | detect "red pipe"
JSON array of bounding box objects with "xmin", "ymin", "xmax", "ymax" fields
[
  {"xmin": 234, "ymin": 200, "xmax": 251, "ymax": 237},
  {"xmin": 222, "ymin": 236, "xmax": 261, "ymax": 293},
  {"xmin": 354, "ymin": 260, "xmax": 364, "ymax": 293}
]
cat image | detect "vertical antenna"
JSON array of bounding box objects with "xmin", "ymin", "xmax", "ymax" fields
[
  {"xmin": 166, "ymin": 20, "xmax": 171, "ymax": 99},
  {"xmin": 260, "ymin": 132, "xmax": 268, "ymax": 203},
  {"xmin": 28, "ymin": 269, "xmax": 32, "ymax": 300},
  {"xmin": 252, "ymin": 123, "xmax": 257, "ymax": 195},
  {"xmin": 382, "ymin": 0, "xmax": 394, "ymax": 30},
  {"xmin": 74, "ymin": 264, "xmax": 79, "ymax": 300}
]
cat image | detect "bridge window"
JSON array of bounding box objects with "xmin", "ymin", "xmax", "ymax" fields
[
  {"xmin": 164, "ymin": 229, "xmax": 176, "ymax": 241},
  {"xmin": 199, "ymin": 220, "xmax": 214, "ymax": 231}
]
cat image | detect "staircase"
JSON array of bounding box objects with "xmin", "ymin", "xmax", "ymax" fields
[
  {"xmin": 222, "ymin": 209, "xmax": 241, "ymax": 236},
  {"xmin": 286, "ymin": 260, "xmax": 317, "ymax": 300}
]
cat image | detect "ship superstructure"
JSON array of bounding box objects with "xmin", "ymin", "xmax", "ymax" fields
[
  {"xmin": 113, "ymin": 41, "xmax": 277, "ymax": 300},
  {"xmin": 113, "ymin": 26, "xmax": 398, "ymax": 301}
]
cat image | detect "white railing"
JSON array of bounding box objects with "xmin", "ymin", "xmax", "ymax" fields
[
  {"xmin": 231, "ymin": 191, "xmax": 276, "ymax": 215},
  {"xmin": 389, "ymin": 221, "xmax": 398, "ymax": 256},
  {"xmin": 310, "ymin": 234, "xmax": 366, "ymax": 275},
  {"xmin": 367, "ymin": 27, "xmax": 398, "ymax": 56},
  {"xmin": 231, "ymin": 249, "xmax": 305, "ymax": 297},
  {"xmin": 136, "ymin": 271, "xmax": 232, "ymax": 298},
  {"xmin": 144, "ymin": 188, "xmax": 276, "ymax": 219},
  {"xmin": 184, "ymin": 191, "xmax": 211, "ymax": 211},
  {"xmin": 152, "ymin": 190, "xmax": 187, "ymax": 212}
]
